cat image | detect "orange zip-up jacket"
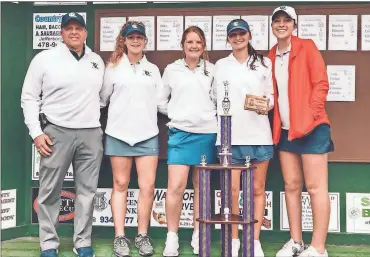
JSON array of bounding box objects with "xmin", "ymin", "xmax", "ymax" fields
[{"xmin": 268, "ymin": 36, "xmax": 331, "ymax": 144}]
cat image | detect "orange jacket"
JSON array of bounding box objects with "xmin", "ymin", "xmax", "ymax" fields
[{"xmin": 268, "ymin": 36, "xmax": 330, "ymax": 144}]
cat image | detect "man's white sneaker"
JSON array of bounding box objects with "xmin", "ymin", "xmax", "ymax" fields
[
  {"xmin": 191, "ymin": 230, "xmax": 199, "ymax": 254},
  {"xmin": 254, "ymin": 240, "xmax": 265, "ymax": 257},
  {"xmin": 163, "ymin": 232, "xmax": 179, "ymax": 257},
  {"xmin": 232, "ymin": 238, "xmax": 240, "ymax": 257},
  {"xmin": 300, "ymin": 246, "xmax": 328, "ymax": 257},
  {"xmin": 276, "ymin": 239, "xmax": 305, "ymax": 257}
]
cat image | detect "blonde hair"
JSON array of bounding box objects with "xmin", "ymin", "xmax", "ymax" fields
[{"xmin": 106, "ymin": 21, "xmax": 146, "ymax": 67}]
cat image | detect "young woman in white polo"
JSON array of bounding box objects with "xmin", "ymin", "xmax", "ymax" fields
[
  {"xmin": 157, "ymin": 26, "xmax": 217, "ymax": 257},
  {"xmin": 100, "ymin": 21, "xmax": 162, "ymax": 257},
  {"xmin": 213, "ymin": 19, "xmax": 274, "ymax": 257}
]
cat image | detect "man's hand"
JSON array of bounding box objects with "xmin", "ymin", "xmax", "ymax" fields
[{"xmin": 34, "ymin": 134, "xmax": 53, "ymax": 157}]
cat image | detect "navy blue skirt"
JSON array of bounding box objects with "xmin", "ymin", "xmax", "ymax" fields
[
  {"xmin": 277, "ymin": 124, "xmax": 334, "ymax": 154},
  {"xmin": 216, "ymin": 145, "xmax": 274, "ymax": 164}
]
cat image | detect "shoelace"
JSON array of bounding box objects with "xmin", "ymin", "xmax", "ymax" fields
[
  {"xmin": 115, "ymin": 236, "xmax": 130, "ymax": 248},
  {"xmin": 137, "ymin": 235, "xmax": 152, "ymax": 247}
]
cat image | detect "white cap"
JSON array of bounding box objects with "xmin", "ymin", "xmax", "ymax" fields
[{"xmin": 272, "ymin": 6, "xmax": 297, "ymax": 22}]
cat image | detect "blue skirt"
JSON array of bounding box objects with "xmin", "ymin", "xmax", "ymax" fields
[
  {"xmin": 277, "ymin": 124, "xmax": 334, "ymax": 154},
  {"xmin": 216, "ymin": 145, "xmax": 274, "ymax": 164},
  {"xmin": 167, "ymin": 128, "xmax": 217, "ymax": 165},
  {"xmin": 104, "ymin": 134, "xmax": 159, "ymax": 157}
]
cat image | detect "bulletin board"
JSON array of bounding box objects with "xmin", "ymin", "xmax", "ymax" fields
[{"xmin": 94, "ymin": 4, "xmax": 370, "ymax": 162}]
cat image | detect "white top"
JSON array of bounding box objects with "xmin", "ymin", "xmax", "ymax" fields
[
  {"xmin": 158, "ymin": 59, "xmax": 217, "ymax": 134},
  {"xmin": 213, "ymin": 53, "xmax": 274, "ymax": 145},
  {"xmin": 100, "ymin": 55, "xmax": 163, "ymax": 146},
  {"xmin": 275, "ymin": 44, "xmax": 291, "ymax": 130},
  {"xmin": 21, "ymin": 43, "xmax": 105, "ymax": 140}
]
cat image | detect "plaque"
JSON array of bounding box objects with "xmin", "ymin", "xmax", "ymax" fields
[{"xmin": 244, "ymin": 94, "xmax": 269, "ymax": 115}]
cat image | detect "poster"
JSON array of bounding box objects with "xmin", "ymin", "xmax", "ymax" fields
[
  {"xmin": 1, "ymin": 189, "xmax": 17, "ymax": 229},
  {"xmin": 32, "ymin": 144, "xmax": 73, "ymax": 181},
  {"xmin": 93, "ymin": 188, "xmax": 139, "ymax": 227},
  {"xmin": 128, "ymin": 16, "xmax": 155, "ymax": 51},
  {"xmin": 328, "ymin": 15, "xmax": 357, "ymax": 51},
  {"xmin": 280, "ymin": 192, "xmax": 340, "ymax": 232},
  {"xmin": 361, "ymin": 15, "xmax": 370, "ymax": 51},
  {"xmin": 346, "ymin": 193, "xmax": 370, "ymax": 233},
  {"xmin": 32, "ymin": 187, "xmax": 75, "ymax": 224},
  {"xmin": 241, "ymin": 15, "xmax": 269, "ymax": 50},
  {"xmin": 33, "ymin": 12, "xmax": 87, "ymax": 49},
  {"xmin": 214, "ymin": 190, "xmax": 273, "ymax": 230},
  {"xmin": 157, "ymin": 16, "xmax": 183, "ymax": 50},
  {"xmin": 326, "ymin": 65, "xmax": 356, "ymax": 102},
  {"xmin": 185, "ymin": 16, "xmax": 212, "ymax": 50},
  {"xmin": 151, "ymin": 189, "xmax": 194, "ymax": 228},
  {"xmin": 212, "ymin": 15, "xmax": 240, "ymax": 50},
  {"xmin": 100, "ymin": 17, "xmax": 126, "ymax": 51},
  {"xmin": 298, "ymin": 15, "xmax": 327, "ymax": 50}
]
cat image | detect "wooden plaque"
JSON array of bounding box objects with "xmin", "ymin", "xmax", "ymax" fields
[{"xmin": 244, "ymin": 94, "xmax": 269, "ymax": 115}]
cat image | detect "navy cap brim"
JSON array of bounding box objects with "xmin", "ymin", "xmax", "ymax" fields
[
  {"xmin": 227, "ymin": 26, "xmax": 249, "ymax": 36},
  {"xmin": 123, "ymin": 27, "xmax": 146, "ymax": 37},
  {"xmin": 62, "ymin": 17, "xmax": 86, "ymax": 28}
]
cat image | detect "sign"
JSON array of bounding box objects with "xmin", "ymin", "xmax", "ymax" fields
[
  {"xmin": 93, "ymin": 188, "xmax": 139, "ymax": 227},
  {"xmin": 33, "ymin": 12, "xmax": 87, "ymax": 49},
  {"xmin": 1, "ymin": 189, "xmax": 17, "ymax": 229},
  {"xmin": 214, "ymin": 190, "xmax": 273, "ymax": 230},
  {"xmin": 346, "ymin": 193, "xmax": 370, "ymax": 233},
  {"xmin": 32, "ymin": 144, "xmax": 73, "ymax": 181},
  {"xmin": 298, "ymin": 15, "xmax": 327, "ymax": 50},
  {"xmin": 212, "ymin": 15, "xmax": 240, "ymax": 50},
  {"xmin": 185, "ymin": 16, "xmax": 212, "ymax": 51},
  {"xmin": 151, "ymin": 189, "xmax": 194, "ymax": 228},
  {"xmin": 156, "ymin": 16, "xmax": 184, "ymax": 50},
  {"xmin": 32, "ymin": 188, "xmax": 75, "ymax": 223},
  {"xmin": 280, "ymin": 192, "xmax": 340, "ymax": 232},
  {"xmin": 241, "ymin": 15, "xmax": 269, "ymax": 50},
  {"xmin": 328, "ymin": 15, "xmax": 357, "ymax": 51},
  {"xmin": 100, "ymin": 17, "xmax": 126, "ymax": 51},
  {"xmin": 327, "ymin": 65, "xmax": 356, "ymax": 102},
  {"xmin": 361, "ymin": 15, "xmax": 370, "ymax": 51}
]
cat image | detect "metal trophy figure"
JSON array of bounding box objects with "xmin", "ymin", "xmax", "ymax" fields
[{"xmin": 196, "ymin": 81, "xmax": 256, "ymax": 257}]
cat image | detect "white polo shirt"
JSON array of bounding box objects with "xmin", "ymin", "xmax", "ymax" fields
[
  {"xmin": 101, "ymin": 55, "xmax": 163, "ymax": 146},
  {"xmin": 213, "ymin": 54, "xmax": 274, "ymax": 145},
  {"xmin": 158, "ymin": 59, "xmax": 217, "ymax": 134},
  {"xmin": 21, "ymin": 43, "xmax": 105, "ymax": 139},
  {"xmin": 275, "ymin": 44, "xmax": 291, "ymax": 130}
]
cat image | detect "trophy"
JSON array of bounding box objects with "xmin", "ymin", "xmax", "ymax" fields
[{"xmin": 196, "ymin": 81, "xmax": 256, "ymax": 257}]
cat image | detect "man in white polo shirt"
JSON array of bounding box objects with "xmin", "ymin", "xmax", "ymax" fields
[{"xmin": 21, "ymin": 12, "xmax": 104, "ymax": 257}]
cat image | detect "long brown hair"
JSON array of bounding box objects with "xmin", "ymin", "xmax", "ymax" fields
[
  {"xmin": 106, "ymin": 20, "xmax": 147, "ymax": 67},
  {"xmin": 181, "ymin": 26, "xmax": 210, "ymax": 75}
]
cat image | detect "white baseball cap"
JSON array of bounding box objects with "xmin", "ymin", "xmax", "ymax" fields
[{"xmin": 272, "ymin": 6, "xmax": 297, "ymax": 22}]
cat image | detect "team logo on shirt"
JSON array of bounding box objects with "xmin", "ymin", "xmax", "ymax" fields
[
  {"xmin": 143, "ymin": 70, "xmax": 152, "ymax": 76},
  {"xmin": 91, "ymin": 61, "xmax": 99, "ymax": 70},
  {"xmin": 203, "ymin": 70, "xmax": 210, "ymax": 77}
]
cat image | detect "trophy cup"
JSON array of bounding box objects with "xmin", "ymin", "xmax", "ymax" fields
[{"xmin": 196, "ymin": 81, "xmax": 257, "ymax": 257}]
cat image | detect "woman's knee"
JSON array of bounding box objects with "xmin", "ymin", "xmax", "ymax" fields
[
  {"xmin": 168, "ymin": 180, "xmax": 187, "ymax": 196},
  {"xmin": 113, "ymin": 178, "xmax": 130, "ymax": 192},
  {"xmin": 254, "ymin": 181, "xmax": 266, "ymax": 197},
  {"xmin": 140, "ymin": 182, "xmax": 155, "ymax": 197},
  {"xmin": 284, "ymin": 178, "xmax": 303, "ymax": 193}
]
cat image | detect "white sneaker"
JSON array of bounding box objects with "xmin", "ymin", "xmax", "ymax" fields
[
  {"xmin": 300, "ymin": 246, "xmax": 328, "ymax": 257},
  {"xmin": 232, "ymin": 238, "xmax": 240, "ymax": 257},
  {"xmin": 276, "ymin": 238, "xmax": 305, "ymax": 257},
  {"xmin": 254, "ymin": 240, "xmax": 265, "ymax": 257},
  {"xmin": 163, "ymin": 232, "xmax": 179, "ymax": 257},
  {"xmin": 191, "ymin": 230, "xmax": 199, "ymax": 254}
]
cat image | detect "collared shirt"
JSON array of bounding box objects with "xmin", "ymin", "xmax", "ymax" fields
[
  {"xmin": 101, "ymin": 54, "xmax": 163, "ymax": 146},
  {"xmin": 157, "ymin": 58, "xmax": 217, "ymax": 134},
  {"xmin": 213, "ymin": 53, "xmax": 274, "ymax": 146},
  {"xmin": 275, "ymin": 44, "xmax": 291, "ymax": 129},
  {"xmin": 21, "ymin": 43, "xmax": 105, "ymax": 139},
  {"xmin": 69, "ymin": 45, "xmax": 85, "ymax": 61}
]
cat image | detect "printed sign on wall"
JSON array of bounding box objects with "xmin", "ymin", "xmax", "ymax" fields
[
  {"xmin": 151, "ymin": 189, "xmax": 194, "ymax": 228},
  {"xmin": 1, "ymin": 189, "xmax": 17, "ymax": 229},
  {"xmin": 346, "ymin": 193, "xmax": 370, "ymax": 233},
  {"xmin": 93, "ymin": 188, "xmax": 139, "ymax": 227},
  {"xmin": 33, "ymin": 12, "xmax": 87, "ymax": 49},
  {"xmin": 280, "ymin": 192, "xmax": 340, "ymax": 232},
  {"xmin": 214, "ymin": 190, "xmax": 273, "ymax": 230}
]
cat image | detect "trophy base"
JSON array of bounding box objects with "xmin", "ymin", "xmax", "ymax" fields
[{"xmin": 196, "ymin": 214, "xmax": 257, "ymax": 225}]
